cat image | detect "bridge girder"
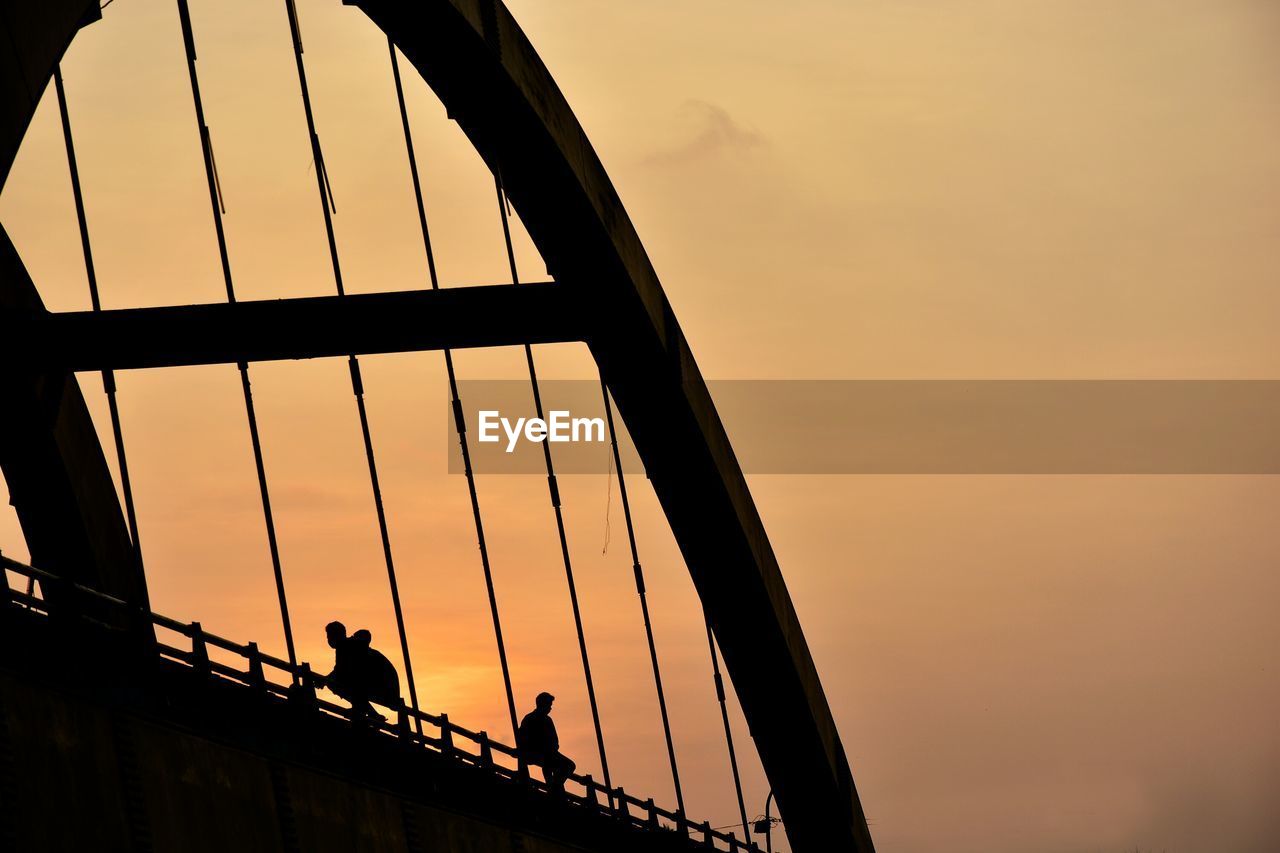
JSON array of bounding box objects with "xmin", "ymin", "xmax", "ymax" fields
[{"xmin": 19, "ymin": 282, "xmax": 579, "ymax": 371}]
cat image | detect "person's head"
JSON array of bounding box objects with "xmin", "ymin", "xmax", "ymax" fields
[
  {"xmin": 535, "ymin": 691, "xmax": 555, "ymax": 713},
  {"xmin": 325, "ymin": 621, "xmax": 347, "ymax": 649}
]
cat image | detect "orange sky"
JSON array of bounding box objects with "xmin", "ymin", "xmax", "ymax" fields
[{"xmin": 2, "ymin": 1, "xmax": 1279, "ymax": 850}]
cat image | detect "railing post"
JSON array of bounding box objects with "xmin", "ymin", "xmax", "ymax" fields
[
  {"xmin": 302, "ymin": 663, "xmax": 318, "ymax": 699},
  {"xmin": 646, "ymin": 798, "xmax": 659, "ymax": 830},
  {"xmin": 190, "ymin": 621, "xmax": 210, "ymax": 676},
  {"xmin": 583, "ymin": 774, "xmax": 599, "ymax": 807},
  {"xmin": 290, "ymin": 663, "xmax": 318, "ymax": 709},
  {"xmin": 702, "ymin": 821, "xmax": 715, "ymax": 848},
  {"xmin": 675, "ymin": 810, "xmax": 688, "ymax": 840},
  {"xmin": 396, "ymin": 707, "xmax": 412, "ymax": 742},
  {"xmin": 0, "ymin": 563, "xmax": 11, "ymax": 617},
  {"xmin": 438, "ymin": 713, "xmax": 454, "ymax": 756},
  {"xmin": 246, "ymin": 641, "xmax": 267, "ymax": 694},
  {"xmin": 615, "ymin": 787, "xmax": 629, "ymax": 822},
  {"xmin": 478, "ymin": 731, "xmax": 493, "ymax": 767},
  {"xmin": 0, "ymin": 567, "xmax": 16, "ymax": 628},
  {"xmin": 63, "ymin": 577, "xmax": 85, "ymax": 620},
  {"xmin": 41, "ymin": 572, "xmax": 70, "ymax": 617},
  {"xmin": 0, "ymin": 553, "xmax": 10, "ymax": 609},
  {"xmin": 127, "ymin": 600, "xmax": 153, "ymax": 643}
]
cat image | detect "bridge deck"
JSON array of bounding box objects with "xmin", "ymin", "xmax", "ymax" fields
[{"xmin": 0, "ymin": 556, "xmax": 758, "ymax": 852}]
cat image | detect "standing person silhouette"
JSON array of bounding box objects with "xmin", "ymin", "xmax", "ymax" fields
[
  {"xmin": 517, "ymin": 692, "xmax": 576, "ymax": 792},
  {"xmin": 322, "ymin": 621, "xmax": 400, "ymax": 722}
]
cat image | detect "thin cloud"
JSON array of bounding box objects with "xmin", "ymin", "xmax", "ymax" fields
[{"xmin": 643, "ymin": 100, "xmax": 768, "ymax": 166}]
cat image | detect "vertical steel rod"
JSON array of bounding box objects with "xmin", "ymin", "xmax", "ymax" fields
[
  {"xmin": 280, "ymin": 1, "xmax": 422, "ymax": 724},
  {"xmin": 599, "ymin": 379, "xmax": 686, "ymax": 815},
  {"xmin": 175, "ymin": 0, "xmax": 297, "ymax": 673},
  {"xmin": 493, "ymin": 175, "xmax": 612, "ymax": 792},
  {"xmin": 707, "ymin": 616, "xmax": 752, "ymax": 837},
  {"xmin": 386, "ymin": 41, "xmax": 520, "ymax": 740},
  {"xmin": 53, "ymin": 67, "xmax": 150, "ymax": 616}
]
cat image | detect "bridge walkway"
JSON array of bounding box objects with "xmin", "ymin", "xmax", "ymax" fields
[{"xmin": 0, "ymin": 555, "xmax": 758, "ymax": 852}]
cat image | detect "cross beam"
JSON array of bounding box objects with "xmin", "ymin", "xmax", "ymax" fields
[{"xmin": 20, "ymin": 281, "xmax": 581, "ymax": 371}]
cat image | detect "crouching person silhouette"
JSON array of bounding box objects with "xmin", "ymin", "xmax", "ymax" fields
[
  {"xmin": 517, "ymin": 692, "xmax": 576, "ymax": 792},
  {"xmin": 323, "ymin": 621, "xmax": 400, "ymax": 723}
]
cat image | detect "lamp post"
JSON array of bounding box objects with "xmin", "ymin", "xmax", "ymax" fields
[{"xmin": 751, "ymin": 790, "xmax": 776, "ymax": 853}]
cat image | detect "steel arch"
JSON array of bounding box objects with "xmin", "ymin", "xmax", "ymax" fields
[{"xmin": 0, "ymin": 1, "xmax": 875, "ymax": 849}]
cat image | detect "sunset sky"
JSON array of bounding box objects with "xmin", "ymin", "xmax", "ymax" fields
[{"xmin": 2, "ymin": 1, "xmax": 1279, "ymax": 850}]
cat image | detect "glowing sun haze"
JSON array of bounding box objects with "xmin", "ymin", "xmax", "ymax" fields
[{"xmin": 1, "ymin": 1, "xmax": 1278, "ymax": 851}]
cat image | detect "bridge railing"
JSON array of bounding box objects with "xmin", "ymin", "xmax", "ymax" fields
[{"xmin": 1, "ymin": 556, "xmax": 759, "ymax": 851}]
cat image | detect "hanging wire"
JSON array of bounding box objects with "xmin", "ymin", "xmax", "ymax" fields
[
  {"xmin": 493, "ymin": 173, "xmax": 613, "ymax": 792},
  {"xmin": 53, "ymin": 66, "xmax": 150, "ymax": 616},
  {"xmin": 279, "ymin": 0, "xmax": 423, "ymax": 728},
  {"xmin": 600, "ymin": 444, "xmax": 612, "ymax": 554},
  {"xmin": 599, "ymin": 380, "xmax": 686, "ymax": 816},
  {"xmin": 385, "ymin": 40, "xmax": 520, "ymax": 740},
  {"xmin": 706, "ymin": 613, "xmax": 752, "ymax": 837},
  {"xmin": 175, "ymin": 0, "xmax": 297, "ymax": 675}
]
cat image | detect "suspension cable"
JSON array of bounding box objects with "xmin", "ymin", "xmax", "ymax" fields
[
  {"xmin": 175, "ymin": 0, "xmax": 297, "ymax": 674},
  {"xmin": 706, "ymin": 614, "xmax": 751, "ymax": 837},
  {"xmin": 53, "ymin": 67, "xmax": 150, "ymax": 615},
  {"xmin": 493, "ymin": 175, "xmax": 613, "ymax": 791},
  {"xmin": 599, "ymin": 380, "xmax": 686, "ymax": 814},
  {"xmin": 385, "ymin": 41, "xmax": 520, "ymax": 740},
  {"xmin": 279, "ymin": 0, "xmax": 423, "ymax": 727}
]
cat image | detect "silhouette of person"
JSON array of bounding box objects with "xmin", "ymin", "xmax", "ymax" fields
[
  {"xmin": 517, "ymin": 691, "xmax": 576, "ymax": 792},
  {"xmin": 323, "ymin": 621, "xmax": 400, "ymax": 722}
]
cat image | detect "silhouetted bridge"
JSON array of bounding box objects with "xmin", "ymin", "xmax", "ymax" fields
[
  {"xmin": 2, "ymin": 555, "xmax": 752, "ymax": 852},
  {"xmin": 0, "ymin": 1, "xmax": 876, "ymax": 851}
]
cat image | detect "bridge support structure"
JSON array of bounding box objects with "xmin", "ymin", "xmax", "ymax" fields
[{"xmin": 0, "ymin": 1, "xmax": 875, "ymax": 849}]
